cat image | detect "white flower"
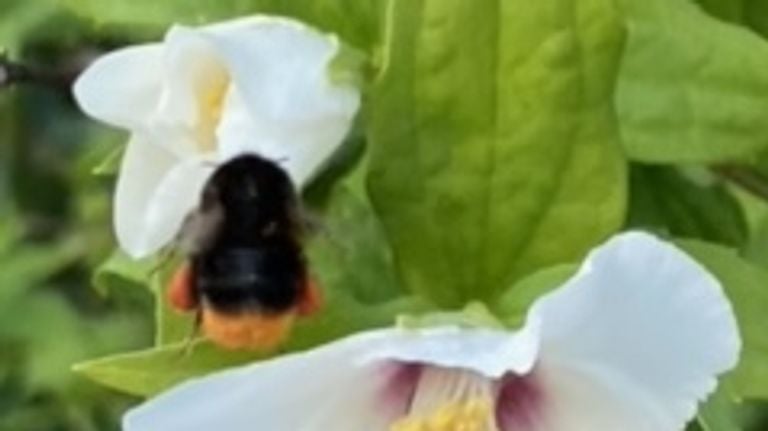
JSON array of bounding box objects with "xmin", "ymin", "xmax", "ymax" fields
[
  {"xmin": 73, "ymin": 16, "xmax": 360, "ymax": 258},
  {"xmin": 123, "ymin": 232, "xmax": 741, "ymax": 431}
]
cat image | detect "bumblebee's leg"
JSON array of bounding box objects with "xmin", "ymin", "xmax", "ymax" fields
[
  {"xmin": 180, "ymin": 310, "xmax": 202, "ymax": 358},
  {"xmin": 167, "ymin": 263, "xmax": 198, "ymax": 312},
  {"xmin": 149, "ymin": 245, "xmax": 176, "ymax": 278}
]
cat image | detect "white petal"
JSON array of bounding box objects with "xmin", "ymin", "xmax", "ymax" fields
[
  {"xmin": 214, "ymin": 86, "xmax": 266, "ymax": 162},
  {"xmin": 203, "ymin": 17, "xmax": 360, "ymax": 186},
  {"xmin": 113, "ymin": 135, "xmax": 178, "ymax": 258},
  {"xmin": 150, "ymin": 25, "xmax": 231, "ymax": 157},
  {"xmin": 124, "ymin": 330, "xmax": 411, "ymax": 431},
  {"xmin": 73, "ymin": 45, "xmax": 163, "ymax": 130},
  {"xmin": 363, "ymin": 323, "xmax": 541, "ymax": 379},
  {"xmin": 497, "ymin": 366, "xmax": 662, "ymax": 431},
  {"xmin": 522, "ymin": 232, "xmax": 741, "ymax": 431},
  {"xmin": 139, "ymin": 157, "xmax": 217, "ymax": 257}
]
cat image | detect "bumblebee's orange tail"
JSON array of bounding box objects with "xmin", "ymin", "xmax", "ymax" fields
[{"xmin": 202, "ymin": 309, "xmax": 295, "ymax": 351}]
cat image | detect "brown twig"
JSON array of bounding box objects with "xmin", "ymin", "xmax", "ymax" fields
[
  {"xmin": 713, "ymin": 164, "xmax": 768, "ymax": 202},
  {"xmin": 0, "ymin": 51, "xmax": 81, "ymax": 92},
  {"xmin": 0, "ymin": 54, "xmax": 32, "ymax": 87}
]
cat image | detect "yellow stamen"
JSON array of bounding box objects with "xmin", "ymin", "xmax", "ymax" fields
[
  {"xmin": 390, "ymin": 398, "xmax": 495, "ymax": 431},
  {"xmin": 196, "ymin": 71, "xmax": 229, "ymax": 152}
]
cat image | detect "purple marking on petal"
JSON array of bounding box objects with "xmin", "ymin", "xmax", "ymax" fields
[
  {"xmin": 377, "ymin": 362, "xmax": 422, "ymax": 417},
  {"xmin": 495, "ymin": 370, "xmax": 544, "ymax": 431}
]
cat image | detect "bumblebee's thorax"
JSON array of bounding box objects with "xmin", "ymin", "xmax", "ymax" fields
[{"xmin": 191, "ymin": 154, "xmax": 306, "ymax": 315}]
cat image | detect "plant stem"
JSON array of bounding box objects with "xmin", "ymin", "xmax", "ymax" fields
[
  {"xmin": 713, "ymin": 164, "xmax": 768, "ymax": 203},
  {"xmin": 0, "ymin": 53, "xmax": 79, "ymax": 92}
]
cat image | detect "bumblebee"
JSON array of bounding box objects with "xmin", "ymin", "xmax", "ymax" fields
[{"xmin": 167, "ymin": 154, "xmax": 321, "ymax": 350}]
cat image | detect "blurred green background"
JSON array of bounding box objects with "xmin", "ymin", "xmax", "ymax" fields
[
  {"xmin": 1, "ymin": 0, "xmax": 768, "ymax": 430},
  {"xmin": 0, "ymin": 2, "xmax": 154, "ymax": 430}
]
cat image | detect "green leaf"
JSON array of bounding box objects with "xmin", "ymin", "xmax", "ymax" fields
[
  {"xmin": 367, "ymin": 0, "xmax": 627, "ymax": 307},
  {"xmin": 93, "ymin": 248, "xmax": 189, "ymax": 347},
  {"xmin": 678, "ymin": 239, "xmax": 768, "ymax": 400},
  {"xmin": 627, "ymin": 165, "xmax": 747, "ymax": 246},
  {"xmin": 695, "ymin": 0, "xmax": 746, "ymax": 23},
  {"xmin": 744, "ymin": 214, "xmax": 768, "ymax": 269},
  {"xmin": 495, "ymin": 264, "xmax": 576, "ymax": 327},
  {"xmin": 0, "ymin": 0, "xmax": 59, "ymax": 54},
  {"xmin": 698, "ymin": 388, "xmax": 743, "ymax": 431},
  {"xmin": 617, "ymin": 0, "xmax": 768, "ymax": 163},
  {"xmin": 92, "ymin": 250, "xmax": 152, "ymax": 295},
  {"xmin": 0, "ymin": 232, "xmax": 81, "ymax": 303},
  {"xmin": 91, "ymin": 145, "xmax": 123, "ymax": 177},
  {"xmin": 328, "ymin": 44, "xmax": 368, "ymax": 90},
  {"xmin": 307, "ymin": 158, "xmax": 405, "ymax": 305},
  {"xmin": 63, "ymin": 0, "xmax": 386, "ymax": 51},
  {"xmin": 747, "ymin": 1, "xmax": 768, "ymax": 38},
  {"xmin": 153, "ymin": 278, "xmax": 195, "ymax": 347},
  {"xmin": 74, "ymin": 293, "xmax": 427, "ymax": 396},
  {"xmin": 397, "ymin": 302, "xmax": 505, "ymax": 330},
  {"xmin": 92, "ymin": 250, "xmax": 189, "ymax": 347},
  {"xmin": 73, "ymin": 341, "xmax": 256, "ymax": 397},
  {"xmin": 695, "ymin": 0, "xmax": 768, "ymax": 39}
]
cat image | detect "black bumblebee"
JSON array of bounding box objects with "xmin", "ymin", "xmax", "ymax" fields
[{"xmin": 168, "ymin": 154, "xmax": 321, "ymax": 350}]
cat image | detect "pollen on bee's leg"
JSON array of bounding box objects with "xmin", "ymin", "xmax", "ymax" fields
[
  {"xmin": 201, "ymin": 308, "xmax": 296, "ymax": 351},
  {"xmin": 167, "ymin": 263, "xmax": 198, "ymax": 312},
  {"xmin": 297, "ymin": 277, "xmax": 323, "ymax": 317}
]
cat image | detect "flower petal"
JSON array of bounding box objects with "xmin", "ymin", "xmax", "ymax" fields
[
  {"xmin": 498, "ymin": 366, "xmax": 662, "ymax": 431},
  {"xmin": 150, "ymin": 25, "xmax": 232, "ymax": 157},
  {"xmin": 113, "ymin": 135, "xmax": 178, "ymax": 258},
  {"xmin": 123, "ymin": 330, "xmax": 409, "ymax": 431},
  {"xmin": 203, "ymin": 17, "xmax": 360, "ymax": 186},
  {"xmin": 523, "ymin": 232, "xmax": 741, "ymax": 431},
  {"xmin": 363, "ymin": 324, "xmax": 541, "ymax": 379},
  {"xmin": 213, "ymin": 85, "xmax": 265, "ymax": 162},
  {"xmin": 139, "ymin": 157, "xmax": 217, "ymax": 257},
  {"xmin": 73, "ymin": 45, "xmax": 163, "ymax": 130}
]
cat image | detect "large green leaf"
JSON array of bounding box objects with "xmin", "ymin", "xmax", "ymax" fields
[
  {"xmin": 73, "ymin": 293, "xmax": 426, "ymax": 396},
  {"xmin": 617, "ymin": 0, "xmax": 768, "ymax": 163},
  {"xmin": 306, "ymin": 156, "xmax": 405, "ymax": 305},
  {"xmin": 367, "ymin": 0, "xmax": 627, "ymax": 307},
  {"xmin": 679, "ymin": 240, "xmax": 768, "ymax": 400},
  {"xmin": 73, "ymin": 341, "xmax": 257, "ymax": 397},
  {"xmin": 627, "ymin": 165, "xmax": 747, "ymax": 246},
  {"xmin": 63, "ymin": 0, "xmax": 385, "ymax": 51}
]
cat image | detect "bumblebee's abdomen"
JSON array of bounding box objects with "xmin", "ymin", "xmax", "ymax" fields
[{"xmin": 194, "ymin": 244, "xmax": 304, "ymax": 314}]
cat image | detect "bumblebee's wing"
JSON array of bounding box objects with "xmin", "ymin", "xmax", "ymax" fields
[
  {"xmin": 176, "ymin": 202, "xmax": 225, "ymax": 255},
  {"xmin": 290, "ymin": 201, "xmax": 326, "ymax": 239}
]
